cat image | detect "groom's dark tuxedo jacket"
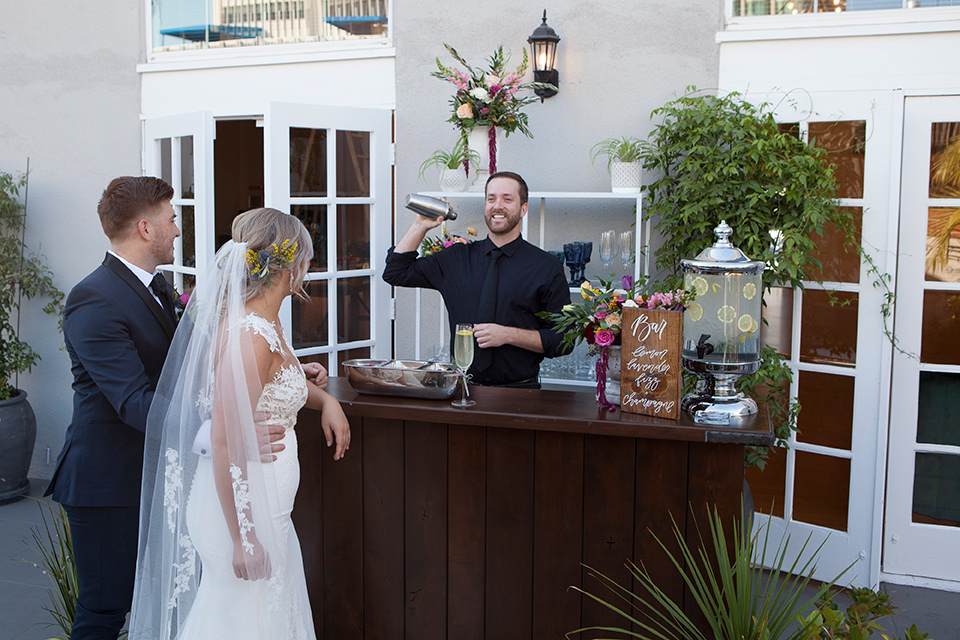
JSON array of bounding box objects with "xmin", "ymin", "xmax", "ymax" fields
[{"xmin": 47, "ymin": 253, "xmax": 176, "ymax": 507}]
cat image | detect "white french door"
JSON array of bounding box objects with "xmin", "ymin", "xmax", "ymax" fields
[
  {"xmin": 143, "ymin": 104, "xmax": 393, "ymax": 375},
  {"xmin": 142, "ymin": 112, "xmax": 216, "ymax": 294},
  {"xmin": 746, "ymin": 91, "xmax": 898, "ymax": 588},
  {"xmin": 263, "ymin": 102, "xmax": 393, "ymax": 374},
  {"xmin": 884, "ymin": 95, "xmax": 960, "ymax": 587}
]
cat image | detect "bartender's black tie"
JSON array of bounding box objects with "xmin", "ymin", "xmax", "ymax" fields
[
  {"xmin": 473, "ymin": 248, "xmax": 503, "ymax": 372},
  {"xmin": 150, "ymin": 273, "xmax": 176, "ymax": 327}
]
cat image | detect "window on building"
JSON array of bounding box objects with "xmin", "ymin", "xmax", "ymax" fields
[
  {"xmin": 152, "ymin": 0, "xmax": 389, "ymax": 52},
  {"xmin": 732, "ymin": 0, "xmax": 960, "ymax": 16}
]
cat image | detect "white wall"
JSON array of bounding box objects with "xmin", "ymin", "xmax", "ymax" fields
[
  {"xmin": 391, "ymin": 0, "xmax": 724, "ymax": 359},
  {"xmin": 140, "ymin": 52, "xmax": 396, "ymax": 116},
  {"xmin": 0, "ymin": 1, "xmax": 144, "ymax": 480}
]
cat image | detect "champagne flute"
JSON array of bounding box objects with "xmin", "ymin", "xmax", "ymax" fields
[
  {"xmin": 599, "ymin": 230, "xmax": 615, "ymax": 270},
  {"xmin": 620, "ymin": 230, "xmax": 635, "ymax": 271},
  {"xmin": 451, "ymin": 323, "xmax": 476, "ymax": 408}
]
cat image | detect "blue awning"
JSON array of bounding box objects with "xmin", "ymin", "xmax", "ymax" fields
[{"xmin": 159, "ymin": 24, "xmax": 261, "ymax": 42}]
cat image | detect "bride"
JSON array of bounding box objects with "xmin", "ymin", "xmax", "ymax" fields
[{"xmin": 130, "ymin": 208, "xmax": 349, "ymax": 639}]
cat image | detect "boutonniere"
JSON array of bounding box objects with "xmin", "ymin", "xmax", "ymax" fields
[{"xmin": 172, "ymin": 289, "xmax": 189, "ymax": 322}]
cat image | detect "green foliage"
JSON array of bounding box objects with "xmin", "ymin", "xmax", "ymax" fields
[
  {"xmin": 797, "ymin": 587, "xmax": 930, "ymax": 640},
  {"xmin": 569, "ymin": 505, "xmax": 847, "ymax": 640},
  {"xmin": 417, "ymin": 137, "xmax": 480, "ymax": 182},
  {"xmin": 0, "ymin": 170, "xmax": 64, "ymax": 399},
  {"xmin": 639, "ymin": 88, "xmax": 859, "ymax": 466},
  {"xmin": 22, "ymin": 500, "xmax": 78, "ymax": 639},
  {"xmin": 740, "ymin": 345, "xmax": 801, "ymax": 470},
  {"xmin": 590, "ymin": 137, "xmax": 646, "ymax": 169},
  {"xmin": 641, "ymin": 89, "xmax": 850, "ymax": 291}
]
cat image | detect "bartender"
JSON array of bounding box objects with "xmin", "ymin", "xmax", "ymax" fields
[{"xmin": 383, "ymin": 171, "xmax": 570, "ymax": 388}]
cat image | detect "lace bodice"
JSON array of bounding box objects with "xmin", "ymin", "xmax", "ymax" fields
[{"xmin": 238, "ymin": 314, "xmax": 308, "ymax": 431}]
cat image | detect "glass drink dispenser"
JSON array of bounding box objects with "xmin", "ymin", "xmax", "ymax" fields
[{"xmin": 681, "ymin": 220, "xmax": 764, "ymax": 421}]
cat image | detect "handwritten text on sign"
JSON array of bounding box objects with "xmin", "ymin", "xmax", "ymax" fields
[{"xmin": 619, "ymin": 307, "xmax": 682, "ymax": 420}]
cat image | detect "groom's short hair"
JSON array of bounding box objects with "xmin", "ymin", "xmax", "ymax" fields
[{"xmin": 98, "ymin": 176, "xmax": 174, "ymax": 239}]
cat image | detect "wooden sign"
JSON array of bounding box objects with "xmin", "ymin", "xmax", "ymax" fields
[{"xmin": 619, "ymin": 307, "xmax": 683, "ymax": 420}]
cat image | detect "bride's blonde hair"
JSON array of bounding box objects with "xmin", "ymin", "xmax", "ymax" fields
[{"xmin": 232, "ymin": 208, "xmax": 313, "ymax": 299}]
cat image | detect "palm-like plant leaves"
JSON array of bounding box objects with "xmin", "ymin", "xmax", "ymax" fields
[{"xmin": 568, "ymin": 506, "xmax": 848, "ymax": 640}]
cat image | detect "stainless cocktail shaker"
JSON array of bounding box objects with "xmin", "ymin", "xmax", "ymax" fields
[{"xmin": 404, "ymin": 194, "xmax": 458, "ymax": 221}]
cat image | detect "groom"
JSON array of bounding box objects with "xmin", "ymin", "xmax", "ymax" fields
[{"xmin": 47, "ymin": 176, "xmax": 325, "ymax": 639}]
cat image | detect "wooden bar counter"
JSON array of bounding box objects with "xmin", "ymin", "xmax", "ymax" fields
[{"xmin": 293, "ymin": 378, "xmax": 773, "ymax": 640}]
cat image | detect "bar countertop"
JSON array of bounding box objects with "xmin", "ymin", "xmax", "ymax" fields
[{"xmin": 324, "ymin": 377, "xmax": 774, "ymax": 446}]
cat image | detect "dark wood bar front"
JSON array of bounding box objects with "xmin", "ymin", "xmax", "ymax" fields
[{"xmin": 293, "ymin": 378, "xmax": 773, "ymax": 639}]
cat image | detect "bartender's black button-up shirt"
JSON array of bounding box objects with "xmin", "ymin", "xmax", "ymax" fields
[{"xmin": 383, "ymin": 235, "xmax": 571, "ymax": 386}]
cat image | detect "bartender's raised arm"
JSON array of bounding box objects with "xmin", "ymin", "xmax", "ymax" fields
[
  {"xmin": 395, "ymin": 214, "xmax": 444, "ymax": 253},
  {"xmin": 382, "ymin": 214, "xmax": 445, "ymax": 289}
]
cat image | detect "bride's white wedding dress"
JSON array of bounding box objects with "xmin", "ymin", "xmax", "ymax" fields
[{"xmin": 177, "ymin": 314, "xmax": 316, "ymax": 640}]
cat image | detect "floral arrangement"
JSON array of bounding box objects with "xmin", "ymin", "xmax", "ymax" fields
[
  {"xmin": 246, "ymin": 240, "xmax": 297, "ymax": 285},
  {"xmin": 432, "ymin": 44, "xmax": 555, "ymax": 173},
  {"xmin": 420, "ymin": 224, "xmax": 479, "ymax": 257},
  {"xmin": 540, "ymin": 276, "xmax": 695, "ymax": 411},
  {"xmin": 543, "ymin": 276, "xmax": 695, "ymax": 351}
]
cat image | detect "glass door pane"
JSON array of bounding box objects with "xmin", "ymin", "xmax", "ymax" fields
[{"xmin": 264, "ymin": 102, "xmax": 392, "ymax": 373}]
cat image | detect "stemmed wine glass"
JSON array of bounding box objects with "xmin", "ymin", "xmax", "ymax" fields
[
  {"xmin": 451, "ymin": 323, "xmax": 476, "ymax": 408},
  {"xmin": 599, "ymin": 230, "xmax": 615, "ymax": 270},
  {"xmin": 620, "ymin": 230, "xmax": 635, "ymax": 271}
]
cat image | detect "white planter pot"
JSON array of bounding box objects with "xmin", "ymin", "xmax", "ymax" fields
[
  {"xmin": 466, "ymin": 126, "xmax": 502, "ymax": 191},
  {"xmin": 439, "ymin": 167, "xmax": 468, "ymax": 193},
  {"xmin": 610, "ymin": 161, "xmax": 642, "ymax": 193}
]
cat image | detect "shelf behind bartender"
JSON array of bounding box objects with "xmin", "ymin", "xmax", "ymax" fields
[{"xmin": 382, "ymin": 171, "xmax": 570, "ymax": 388}]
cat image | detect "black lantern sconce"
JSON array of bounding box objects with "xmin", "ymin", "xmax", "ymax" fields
[{"xmin": 527, "ymin": 10, "xmax": 560, "ymax": 101}]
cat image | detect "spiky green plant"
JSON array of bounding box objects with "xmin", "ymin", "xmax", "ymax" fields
[
  {"xmin": 568, "ymin": 505, "xmax": 848, "ymax": 640},
  {"xmin": 22, "ymin": 500, "xmax": 78, "ymax": 639}
]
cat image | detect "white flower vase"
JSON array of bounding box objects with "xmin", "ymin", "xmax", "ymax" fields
[
  {"xmin": 597, "ymin": 345, "xmax": 622, "ymax": 406},
  {"xmin": 439, "ymin": 167, "xmax": 468, "ymax": 193},
  {"xmin": 467, "ymin": 126, "xmax": 503, "ymax": 191},
  {"xmin": 610, "ymin": 161, "xmax": 642, "ymax": 193}
]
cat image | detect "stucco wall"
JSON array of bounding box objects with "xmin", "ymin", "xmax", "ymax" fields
[
  {"xmin": 391, "ymin": 1, "xmax": 723, "ymax": 358},
  {"xmin": 0, "ymin": 1, "xmax": 144, "ymax": 480}
]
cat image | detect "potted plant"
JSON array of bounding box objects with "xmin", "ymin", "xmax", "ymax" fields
[
  {"xmin": 417, "ymin": 137, "xmax": 480, "ymax": 193},
  {"xmin": 0, "ymin": 169, "xmax": 64, "ymax": 503},
  {"xmin": 590, "ymin": 136, "xmax": 645, "ymax": 192}
]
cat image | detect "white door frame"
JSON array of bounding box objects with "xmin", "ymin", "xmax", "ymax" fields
[
  {"xmin": 263, "ymin": 102, "xmax": 393, "ymax": 370},
  {"xmin": 883, "ymin": 92, "xmax": 960, "ymax": 591},
  {"xmin": 142, "ymin": 111, "xmax": 216, "ymax": 292},
  {"xmin": 747, "ymin": 90, "xmax": 899, "ymax": 589}
]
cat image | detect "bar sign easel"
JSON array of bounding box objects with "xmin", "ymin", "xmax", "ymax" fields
[{"xmin": 619, "ymin": 307, "xmax": 683, "ymax": 420}]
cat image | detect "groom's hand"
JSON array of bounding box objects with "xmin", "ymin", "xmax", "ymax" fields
[
  {"xmin": 254, "ymin": 411, "xmax": 285, "ymax": 462},
  {"xmin": 302, "ymin": 362, "xmax": 328, "ymax": 389}
]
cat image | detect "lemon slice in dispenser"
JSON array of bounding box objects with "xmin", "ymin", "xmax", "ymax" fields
[
  {"xmin": 743, "ymin": 282, "xmax": 757, "ymax": 300},
  {"xmin": 687, "ymin": 303, "xmax": 704, "ymax": 322},
  {"xmin": 738, "ymin": 313, "xmax": 755, "ymax": 333},
  {"xmin": 691, "ymin": 276, "xmax": 708, "ymax": 297},
  {"xmin": 718, "ymin": 305, "xmax": 736, "ymax": 323}
]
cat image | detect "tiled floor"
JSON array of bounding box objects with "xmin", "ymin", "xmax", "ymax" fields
[{"xmin": 1, "ymin": 480, "xmax": 958, "ymax": 640}]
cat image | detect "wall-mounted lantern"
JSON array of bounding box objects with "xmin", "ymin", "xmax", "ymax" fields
[{"xmin": 527, "ymin": 10, "xmax": 560, "ymax": 101}]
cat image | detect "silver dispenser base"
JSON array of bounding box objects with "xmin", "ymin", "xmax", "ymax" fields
[{"xmin": 682, "ymin": 359, "xmax": 760, "ymax": 425}]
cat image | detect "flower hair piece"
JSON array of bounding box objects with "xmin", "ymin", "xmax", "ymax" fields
[{"xmin": 246, "ymin": 239, "xmax": 298, "ymax": 287}]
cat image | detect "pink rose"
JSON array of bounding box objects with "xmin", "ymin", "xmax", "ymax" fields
[
  {"xmin": 594, "ymin": 310, "xmax": 608, "ymax": 320},
  {"xmin": 178, "ymin": 293, "xmax": 190, "ymax": 306},
  {"xmin": 456, "ymin": 103, "xmax": 473, "ymax": 119},
  {"xmin": 594, "ymin": 329, "xmax": 615, "ymax": 347},
  {"xmin": 443, "ymin": 240, "xmax": 454, "ymax": 247}
]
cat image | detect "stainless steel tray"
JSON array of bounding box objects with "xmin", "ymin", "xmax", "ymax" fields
[{"xmin": 342, "ymin": 359, "xmax": 461, "ymax": 400}]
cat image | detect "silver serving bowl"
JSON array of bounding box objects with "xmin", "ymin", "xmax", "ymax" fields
[{"xmin": 342, "ymin": 359, "xmax": 461, "ymax": 400}]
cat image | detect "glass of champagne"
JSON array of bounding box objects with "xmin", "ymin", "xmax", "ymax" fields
[{"xmin": 451, "ymin": 323, "xmax": 476, "ymax": 408}]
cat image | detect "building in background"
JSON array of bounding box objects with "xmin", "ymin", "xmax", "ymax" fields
[{"xmin": 1, "ymin": 0, "xmax": 957, "ymax": 592}]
